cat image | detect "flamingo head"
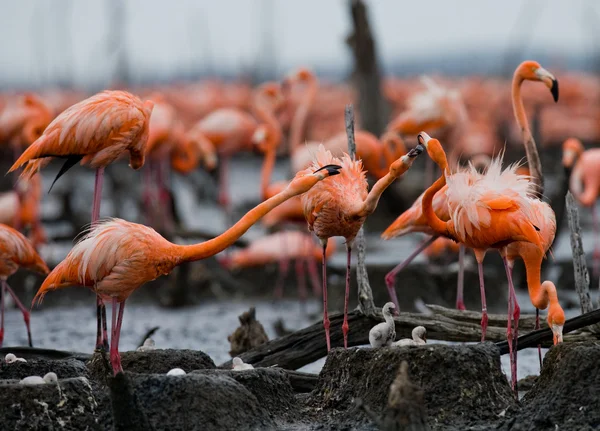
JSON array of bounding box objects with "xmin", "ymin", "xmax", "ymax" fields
[
  {"xmin": 562, "ymin": 137, "xmax": 584, "ymax": 169},
  {"xmin": 381, "ymin": 302, "xmax": 396, "ymax": 317},
  {"xmin": 517, "ymin": 61, "xmax": 559, "ymax": 102},
  {"xmin": 251, "ymin": 125, "xmax": 270, "ymax": 154},
  {"xmin": 417, "ymin": 131, "xmax": 446, "ymax": 169},
  {"xmin": 256, "ymin": 82, "xmax": 285, "ymax": 111},
  {"xmin": 288, "ymin": 163, "xmax": 342, "ymax": 195}
]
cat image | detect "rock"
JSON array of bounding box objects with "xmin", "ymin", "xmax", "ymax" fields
[
  {"xmin": 0, "ymin": 358, "xmax": 88, "ymax": 380},
  {"xmin": 499, "ymin": 342, "xmax": 600, "ymax": 430},
  {"xmin": 308, "ymin": 343, "xmax": 516, "ymax": 429},
  {"xmin": 124, "ymin": 372, "xmax": 276, "ymax": 430},
  {"xmin": 192, "ymin": 368, "xmax": 299, "ymax": 420},
  {"xmin": 0, "ymin": 377, "xmax": 100, "ymax": 430},
  {"xmin": 87, "ymin": 349, "xmax": 216, "ymax": 382}
]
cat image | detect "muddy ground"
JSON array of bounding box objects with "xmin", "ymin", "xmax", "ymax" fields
[{"xmin": 0, "ymin": 342, "xmax": 598, "ymax": 430}]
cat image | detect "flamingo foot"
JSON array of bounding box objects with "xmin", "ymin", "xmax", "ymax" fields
[{"xmin": 456, "ymin": 300, "xmax": 466, "ymax": 311}]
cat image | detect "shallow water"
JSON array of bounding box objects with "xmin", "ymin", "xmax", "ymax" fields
[{"xmin": 1, "ymin": 294, "xmax": 581, "ymax": 383}]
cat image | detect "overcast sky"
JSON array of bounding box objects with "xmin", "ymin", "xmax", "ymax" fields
[{"xmin": 0, "ymin": 0, "xmax": 597, "ymax": 87}]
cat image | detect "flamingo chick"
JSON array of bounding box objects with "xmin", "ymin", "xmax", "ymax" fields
[
  {"xmin": 393, "ymin": 326, "xmax": 427, "ymax": 347},
  {"xmin": 368, "ymin": 302, "xmax": 396, "ymax": 348},
  {"xmin": 302, "ymin": 143, "xmax": 423, "ymax": 351},
  {"xmin": 136, "ymin": 338, "xmax": 156, "ymax": 352},
  {"xmin": 5, "ymin": 353, "xmax": 27, "ymax": 363},
  {"xmin": 232, "ymin": 357, "xmax": 254, "ymax": 371},
  {"xmin": 19, "ymin": 372, "xmax": 58, "ymax": 385},
  {"xmin": 32, "ymin": 164, "xmax": 342, "ymax": 375}
]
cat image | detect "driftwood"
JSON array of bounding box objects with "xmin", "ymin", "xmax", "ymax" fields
[
  {"xmin": 220, "ymin": 308, "xmax": 509, "ymax": 370},
  {"xmin": 282, "ymin": 369, "xmax": 319, "ymax": 393},
  {"xmin": 345, "ymin": 104, "xmax": 376, "ymax": 314},
  {"xmin": 425, "ymin": 304, "xmax": 536, "ymax": 331},
  {"xmin": 0, "ymin": 346, "xmax": 91, "ymax": 362},
  {"xmin": 566, "ymin": 191, "xmax": 594, "ymax": 314},
  {"xmin": 496, "ymin": 308, "xmax": 600, "ymax": 354}
]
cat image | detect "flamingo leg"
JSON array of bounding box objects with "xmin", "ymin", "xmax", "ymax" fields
[
  {"xmin": 306, "ymin": 256, "xmax": 321, "ymax": 297},
  {"xmin": 321, "ymin": 241, "xmax": 331, "ymax": 352},
  {"xmin": 593, "ymin": 204, "xmax": 599, "ymax": 279},
  {"xmin": 0, "ymin": 281, "xmax": 5, "ymax": 347},
  {"xmin": 110, "ymin": 298, "xmax": 125, "ymax": 375},
  {"xmin": 503, "ymin": 257, "xmax": 520, "ymax": 394},
  {"xmin": 295, "ymin": 259, "xmax": 308, "ymax": 304},
  {"xmin": 476, "ymin": 259, "xmax": 488, "ymax": 341},
  {"xmin": 342, "ymin": 245, "xmax": 352, "ymax": 349},
  {"xmin": 456, "ymin": 244, "xmax": 466, "ymax": 310},
  {"xmin": 385, "ymin": 236, "xmax": 438, "ymax": 312},
  {"xmin": 274, "ymin": 258, "xmax": 290, "ymax": 300},
  {"xmin": 95, "ymin": 297, "xmax": 109, "ymax": 352},
  {"xmin": 535, "ymin": 308, "xmax": 542, "ymax": 369},
  {"xmin": 3, "ymin": 281, "xmax": 32, "ymax": 347},
  {"xmin": 91, "ymin": 168, "xmax": 106, "ymax": 352}
]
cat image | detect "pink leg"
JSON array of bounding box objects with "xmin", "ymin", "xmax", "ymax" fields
[
  {"xmin": 0, "ymin": 281, "xmax": 5, "ymax": 347},
  {"xmin": 477, "ymin": 260, "xmax": 488, "ymax": 341},
  {"xmin": 503, "ymin": 257, "xmax": 520, "ymax": 394},
  {"xmin": 95, "ymin": 296, "xmax": 109, "ymax": 351},
  {"xmin": 110, "ymin": 297, "xmax": 125, "ymax": 375},
  {"xmin": 91, "ymin": 168, "xmax": 105, "ymax": 351},
  {"xmin": 4, "ymin": 281, "xmax": 32, "ymax": 347},
  {"xmin": 307, "ymin": 256, "xmax": 321, "ymax": 297},
  {"xmin": 295, "ymin": 259, "xmax": 308, "ymax": 303},
  {"xmin": 342, "ymin": 245, "xmax": 352, "ymax": 349},
  {"xmin": 91, "ymin": 168, "xmax": 104, "ymax": 224},
  {"xmin": 274, "ymin": 259, "xmax": 290, "ymax": 300},
  {"xmin": 321, "ymin": 241, "xmax": 331, "ymax": 352},
  {"xmin": 593, "ymin": 204, "xmax": 599, "ymax": 279},
  {"xmin": 535, "ymin": 309, "xmax": 542, "ymax": 369},
  {"xmin": 456, "ymin": 244, "xmax": 466, "ymax": 310},
  {"xmin": 385, "ymin": 236, "xmax": 437, "ymax": 312}
]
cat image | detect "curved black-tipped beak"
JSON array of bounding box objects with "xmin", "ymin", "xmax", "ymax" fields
[
  {"xmin": 407, "ymin": 144, "xmax": 424, "ymax": 158},
  {"xmin": 551, "ymin": 79, "xmax": 559, "ymax": 103},
  {"xmin": 314, "ymin": 164, "xmax": 342, "ymax": 176}
]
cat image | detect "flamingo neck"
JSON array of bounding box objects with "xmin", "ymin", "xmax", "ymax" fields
[
  {"xmin": 259, "ymin": 144, "xmax": 278, "ymax": 200},
  {"xmin": 422, "ymin": 171, "xmax": 449, "ymax": 236},
  {"xmin": 177, "ymin": 187, "xmax": 299, "ymax": 263},
  {"xmin": 512, "ymin": 73, "xmax": 544, "ymax": 198},
  {"xmin": 357, "ymin": 157, "xmax": 412, "ymax": 217},
  {"xmin": 289, "ymin": 78, "xmax": 317, "ymax": 153},
  {"xmin": 523, "ymin": 248, "xmax": 548, "ymax": 309}
]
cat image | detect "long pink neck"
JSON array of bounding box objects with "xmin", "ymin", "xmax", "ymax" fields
[
  {"xmin": 260, "ymin": 134, "xmax": 278, "ymax": 200},
  {"xmin": 523, "ymin": 248, "xmax": 548, "ymax": 309},
  {"xmin": 289, "ymin": 78, "xmax": 317, "ymax": 153},
  {"xmin": 512, "ymin": 72, "xmax": 543, "ymax": 198},
  {"xmin": 177, "ymin": 184, "xmax": 301, "ymax": 263}
]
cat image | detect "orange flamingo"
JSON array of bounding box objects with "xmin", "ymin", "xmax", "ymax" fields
[
  {"xmin": 566, "ymin": 138, "xmax": 600, "ymax": 276},
  {"xmin": 301, "ymin": 144, "xmax": 423, "ymax": 351},
  {"xmin": 0, "ymin": 93, "xmax": 53, "ymax": 156},
  {"xmin": 190, "ymin": 82, "xmax": 283, "ymax": 215},
  {"xmin": 504, "ymin": 198, "xmax": 560, "ymax": 389},
  {"xmin": 387, "ymin": 76, "xmax": 468, "ymax": 184},
  {"xmin": 512, "ymin": 60, "xmax": 559, "ymax": 197},
  {"xmin": 32, "ymin": 163, "xmax": 341, "ymax": 375},
  {"xmin": 220, "ymin": 231, "xmax": 336, "ymax": 301},
  {"xmin": 419, "ymin": 132, "xmax": 543, "ymax": 343},
  {"xmin": 8, "ymin": 90, "xmax": 154, "ymax": 352},
  {"xmin": 0, "ymin": 224, "xmax": 49, "ymax": 347}
]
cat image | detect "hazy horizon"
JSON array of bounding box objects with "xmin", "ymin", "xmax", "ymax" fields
[{"xmin": 0, "ymin": 0, "xmax": 598, "ymax": 88}]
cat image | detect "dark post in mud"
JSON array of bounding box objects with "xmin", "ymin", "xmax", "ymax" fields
[
  {"xmin": 345, "ymin": 104, "xmax": 376, "ymax": 315},
  {"xmin": 566, "ymin": 191, "xmax": 594, "ymax": 314}
]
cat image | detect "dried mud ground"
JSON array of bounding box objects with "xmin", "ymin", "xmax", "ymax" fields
[{"xmin": 0, "ymin": 341, "xmax": 598, "ymax": 430}]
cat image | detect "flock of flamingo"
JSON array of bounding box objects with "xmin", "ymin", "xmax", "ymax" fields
[{"xmin": 0, "ymin": 60, "xmax": 598, "ymax": 395}]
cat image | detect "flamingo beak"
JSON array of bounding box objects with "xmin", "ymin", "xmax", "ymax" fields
[
  {"xmin": 417, "ymin": 132, "xmax": 432, "ymax": 148},
  {"xmin": 314, "ymin": 164, "xmax": 342, "ymax": 177},
  {"xmin": 535, "ymin": 67, "xmax": 559, "ymax": 102}
]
